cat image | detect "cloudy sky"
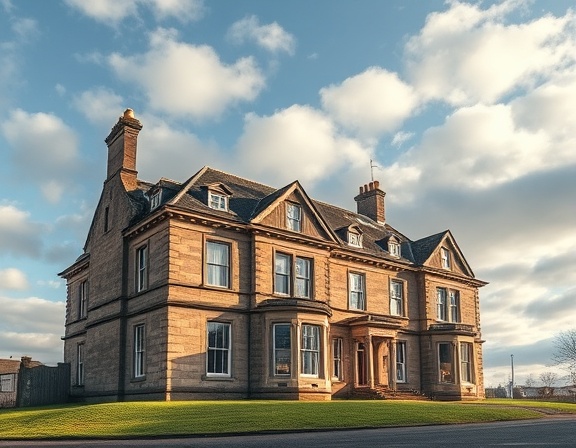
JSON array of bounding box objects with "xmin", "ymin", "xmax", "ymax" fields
[{"xmin": 1, "ymin": 0, "xmax": 575, "ymax": 389}]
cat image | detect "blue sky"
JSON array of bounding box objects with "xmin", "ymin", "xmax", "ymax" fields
[{"xmin": 1, "ymin": 0, "xmax": 575, "ymax": 389}]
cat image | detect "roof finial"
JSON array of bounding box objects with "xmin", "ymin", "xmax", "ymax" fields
[{"xmin": 370, "ymin": 159, "xmax": 378, "ymax": 182}]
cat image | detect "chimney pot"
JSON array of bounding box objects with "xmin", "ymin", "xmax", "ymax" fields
[
  {"xmin": 374, "ymin": 180, "xmax": 380, "ymax": 189},
  {"xmin": 123, "ymin": 108, "xmax": 135, "ymax": 119},
  {"xmin": 369, "ymin": 181, "xmax": 374, "ymax": 190},
  {"xmin": 359, "ymin": 186, "xmax": 364, "ymax": 194}
]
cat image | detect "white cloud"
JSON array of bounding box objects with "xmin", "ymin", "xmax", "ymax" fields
[
  {"xmin": 72, "ymin": 87, "xmax": 125, "ymax": 127},
  {"xmin": 0, "ymin": 203, "xmax": 43, "ymax": 258},
  {"xmin": 405, "ymin": 0, "xmax": 576, "ymax": 105},
  {"xmin": 0, "ymin": 268, "xmax": 28, "ymax": 290},
  {"xmin": 65, "ymin": 0, "xmax": 204, "ymax": 26},
  {"xmin": 1, "ymin": 109, "xmax": 80, "ymax": 203},
  {"xmin": 108, "ymin": 28, "xmax": 265, "ymax": 120},
  {"xmin": 227, "ymin": 15, "xmax": 295, "ymax": 55},
  {"xmin": 64, "ymin": 0, "xmax": 138, "ymax": 25},
  {"xmin": 234, "ymin": 105, "xmax": 372, "ymax": 187},
  {"xmin": 320, "ymin": 68, "xmax": 419, "ymax": 137},
  {"xmin": 391, "ymin": 131, "xmax": 414, "ymax": 148}
]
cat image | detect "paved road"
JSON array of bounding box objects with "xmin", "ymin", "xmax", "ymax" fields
[{"xmin": 1, "ymin": 417, "xmax": 575, "ymax": 447}]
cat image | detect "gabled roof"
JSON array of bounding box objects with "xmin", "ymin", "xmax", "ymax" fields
[
  {"xmin": 127, "ymin": 166, "xmax": 479, "ymax": 278},
  {"xmin": 0, "ymin": 359, "xmax": 20, "ymax": 374}
]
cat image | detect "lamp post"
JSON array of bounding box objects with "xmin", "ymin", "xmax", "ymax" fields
[{"xmin": 510, "ymin": 354, "xmax": 514, "ymax": 399}]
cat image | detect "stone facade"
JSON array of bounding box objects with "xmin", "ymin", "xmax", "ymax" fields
[{"xmin": 60, "ymin": 110, "xmax": 487, "ymax": 402}]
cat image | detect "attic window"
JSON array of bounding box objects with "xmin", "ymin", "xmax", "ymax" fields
[
  {"xmin": 286, "ymin": 203, "xmax": 301, "ymax": 232},
  {"xmin": 388, "ymin": 237, "xmax": 401, "ymax": 257},
  {"xmin": 441, "ymin": 247, "xmax": 451, "ymax": 269},
  {"xmin": 150, "ymin": 190, "xmax": 161, "ymax": 210},
  {"xmin": 347, "ymin": 225, "xmax": 363, "ymax": 248},
  {"xmin": 209, "ymin": 192, "xmax": 228, "ymax": 211}
]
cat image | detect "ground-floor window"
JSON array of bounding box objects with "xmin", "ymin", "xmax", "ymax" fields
[
  {"xmin": 460, "ymin": 342, "xmax": 473, "ymax": 383},
  {"xmin": 273, "ymin": 324, "xmax": 292, "ymax": 376},
  {"xmin": 396, "ymin": 341, "xmax": 406, "ymax": 383},
  {"xmin": 332, "ymin": 338, "xmax": 343, "ymax": 380},
  {"xmin": 438, "ymin": 342, "xmax": 453, "ymax": 383},
  {"xmin": 207, "ymin": 322, "xmax": 231, "ymax": 376},
  {"xmin": 301, "ymin": 325, "xmax": 320, "ymax": 376},
  {"xmin": 0, "ymin": 374, "xmax": 15, "ymax": 392},
  {"xmin": 133, "ymin": 324, "xmax": 146, "ymax": 378},
  {"xmin": 77, "ymin": 343, "xmax": 85, "ymax": 386}
]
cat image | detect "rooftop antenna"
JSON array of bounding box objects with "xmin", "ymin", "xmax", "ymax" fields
[{"xmin": 370, "ymin": 159, "xmax": 378, "ymax": 182}]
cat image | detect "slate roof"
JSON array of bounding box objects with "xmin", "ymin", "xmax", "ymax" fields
[{"xmin": 138, "ymin": 166, "xmax": 469, "ymax": 273}]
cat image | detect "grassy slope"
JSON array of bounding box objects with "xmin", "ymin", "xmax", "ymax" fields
[{"xmin": 0, "ymin": 399, "xmax": 571, "ymax": 440}]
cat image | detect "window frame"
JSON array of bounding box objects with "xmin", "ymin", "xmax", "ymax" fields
[
  {"xmin": 205, "ymin": 240, "xmax": 231, "ymax": 288},
  {"xmin": 79, "ymin": 280, "xmax": 88, "ymax": 319},
  {"xmin": 273, "ymin": 323, "xmax": 292, "ymax": 376},
  {"xmin": 274, "ymin": 252, "xmax": 291, "ymax": 295},
  {"xmin": 437, "ymin": 287, "xmax": 460, "ymax": 322},
  {"xmin": 77, "ymin": 343, "xmax": 85, "ymax": 386},
  {"xmin": 348, "ymin": 231, "xmax": 362, "ymax": 248},
  {"xmin": 206, "ymin": 322, "xmax": 231, "ymax": 377},
  {"xmin": 150, "ymin": 190, "xmax": 161, "ymax": 209},
  {"xmin": 133, "ymin": 324, "xmax": 146, "ymax": 379},
  {"xmin": 294, "ymin": 256, "xmax": 311, "ymax": 299},
  {"xmin": 136, "ymin": 245, "xmax": 148, "ymax": 292},
  {"xmin": 388, "ymin": 241, "xmax": 401, "ymax": 257},
  {"xmin": 348, "ymin": 272, "xmax": 366, "ymax": 310},
  {"xmin": 0, "ymin": 374, "xmax": 15, "ymax": 392},
  {"xmin": 396, "ymin": 341, "xmax": 407, "ymax": 383},
  {"xmin": 208, "ymin": 191, "xmax": 228, "ymax": 211},
  {"xmin": 286, "ymin": 203, "xmax": 302, "ymax": 232},
  {"xmin": 390, "ymin": 279, "xmax": 404, "ymax": 316},
  {"xmin": 332, "ymin": 338, "xmax": 343, "ymax": 381},
  {"xmin": 274, "ymin": 252, "xmax": 313, "ymax": 299},
  {"xmin": 300, "ymin": 324, "xmax": 320, "ymax": 377},
  {"xmin": 460, "ymin": 342, "xmax": 474, "ymax": 383},
  {"xmin": 438, "ymin": 342, "xmax": 454, "ymax": 383}
]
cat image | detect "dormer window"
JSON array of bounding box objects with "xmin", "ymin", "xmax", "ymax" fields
[
  {"xmin": 286, "ymin": 203, "xmax": 301, "ymax": 232},
  {"xmin": 441, "ymin": 247, "xmax": 451, "ymax": 269},
  {"xmin": 209, "ymin": 192, "xmax": 228, "ymax": 211},
  {"xmin": 347, "ymin": 225, "xmax": 363, "ymax": 248},
  {"xmin": 388, "ymin": 237, "xmax": 401, "ymax": 257},
  {"xmin": 150, "ymin": 190, "xmax": 161, "ymax": 210}
]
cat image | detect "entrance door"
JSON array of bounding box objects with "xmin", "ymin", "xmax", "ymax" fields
[{"xmin": 357, "ymin": 343, "xmax": 367, "ymax": 385}]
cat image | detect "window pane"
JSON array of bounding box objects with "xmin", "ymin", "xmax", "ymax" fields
[
  {"xmin": 449, "ymin": 290, "xmax": 459, "ymax": 322},
  {"xmin": 439, "ymin": 343, "xmax": 453, "ymax": 383},
  {"xmin": 207, "ymin": 322, "xmax": 230, "ymax": 375},
  {"xmin": 286, "ymin": 204, "xmax": 301, "ymax": 232},
  {"xmin": 206, "ymin": 242, "xmax": 230, "ymax": 287},
  {"xmin": 274, "ymin": 324, "xmax": 291, "ymax": 375},
  {"xmin": 396, "ymin": 342, "xmax": 406, "ymax": 382},
  {"xmin": 295, "ymin": 257, "xmax": 310, "ymax": 298},
  {"xmin": 332, "ymin": 338, "xmax": 342, "ymax": 380},
  {"xmin": 275, "ymin": 253, "xmax": 290, "ymax": 294},
  {"xmin": 349, "ymin": 273, "xmax": 365, "ymax": 310},
  {"xmin": 437, "ymin": 288, "xmax": 446, "ymax": 320},
  {"xmin": 301, "ymin": 325, "xmax": 320, "ymax": 376}
]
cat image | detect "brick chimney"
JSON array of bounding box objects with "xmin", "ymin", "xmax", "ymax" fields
[
  {"xmin": 354, "ymin": 180, "xmax": 386, "ymax": 224},
  {"xmin": 105, "ymin": 108, "xmax": 143, "ymax": 191},
  {"xmin": 21, "ymin": 356, "xmax": 32, "ymax": 368}
]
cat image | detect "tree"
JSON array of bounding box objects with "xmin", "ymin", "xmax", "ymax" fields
[
  {"xmin": 524, "ymin": 374, "xmax": 537, "ymax": 387},
  {"xmin": 539, "ymin": 371, "xmax": 558, "ymax": 388},
  {"xmin": 552, "ymin": 330, "xmax": 576, "ymax": 371}
]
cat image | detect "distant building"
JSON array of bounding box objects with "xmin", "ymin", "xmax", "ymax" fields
[
  {"xmin": 0, "ymin": 357, "xmax": 43, "ymax": 408},
  {"xmin": 60, "ymin": 110, "xmax": 487, "ymax": 402}
]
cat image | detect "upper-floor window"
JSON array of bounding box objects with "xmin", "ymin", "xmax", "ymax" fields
[
  {"xmin": 438, "ymin": 342, "xmax": 453, "ymax": 383},
  {"xmin": 274, "ymin": 252, "xmax": 312, "ymax": 298},
  {"xmin": 460, "ymin": 342, "xmax": 473, "ymax": 383},
  {"xmin": 207, "ymin": 322, "xmax": 231, "ymax": 377},
  {"xmin": 209, "ymin": 192, "xmax": 228, "ymax": 211},
  {"xmin": 349, "ymin": 272, "xmax": 366, "ymax": 310},
  {"xmin": 136, "ymin": 245, "xmax": 148, "ymax": 292},
  {"xmin": 348, "ymin": 232, "xmax": 362, "ymax": 247},
  {"xmin": 273, "ymin": 323, "xmax": 291, "ymax": 376},
  {"xmin": 286, "ymin": 203, "xmax": 301, "ymax": 232},
  {"xmin": 79, "ymin": 280, "xmax": 88, "ymax": 319},
  {"xmin": 396, "ymin": 341, "xmax": 407, "ymax": 383},
  {"xmin": 437, "ymin": 288, "xmax": 460, "ymax": 322},
  {"xmin": 150, "ymin": 190, "xmax": 161, "ymax": 209},
  {"xmin": 441, "ymin": 247, "xmax": 451, "ymax": 269},
  {"xmin": 301, "ymin": 324, "xmax": 320, "ymax": 377},
  {"xmin": 390, "ymin": 280, "xmax": 403, "ymax": 316},
  {"xmin": 206, "ymin": 241, "xmax": 230, "ymax": 288},
  {"xmin": 133, "ymin": 324, "xmax": 146, "ymax": 378}
]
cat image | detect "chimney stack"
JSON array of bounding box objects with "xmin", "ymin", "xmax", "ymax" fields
[
  {"xmin": 105, "ymin": 108, "xmax": 143, "ymax": 191},
  {"xmin": 354, "ymin": 180, "xmax": 386, "ymax": 224}
]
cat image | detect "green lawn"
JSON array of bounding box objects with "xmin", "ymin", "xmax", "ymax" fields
[{"xmin": 0, "ymin": 399, "xmax": 571, "ymax": 440}]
